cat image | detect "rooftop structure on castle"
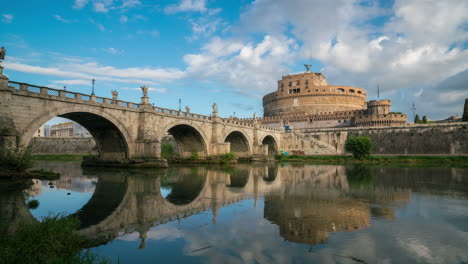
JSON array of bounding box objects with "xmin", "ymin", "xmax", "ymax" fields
[{"xmin": 253, "ymin": 65, "xmax": 407, "ymax": 129}]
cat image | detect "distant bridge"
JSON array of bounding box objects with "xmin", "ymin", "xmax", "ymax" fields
[{"xmin": 0, "ymin": 75, "xmax": 283, "ymax": 162}]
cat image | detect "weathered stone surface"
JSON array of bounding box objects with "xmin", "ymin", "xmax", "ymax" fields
[{"xmin": 28, "ymin": 137, "xmax": 96, "ymax": 154}]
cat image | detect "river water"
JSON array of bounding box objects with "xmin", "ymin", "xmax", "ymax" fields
[{"xmin": 2, "ymin": 161, "xmax": 468, "ymax": 263}]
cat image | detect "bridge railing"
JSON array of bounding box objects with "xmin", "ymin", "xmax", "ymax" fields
[
  {"xmin": 152, "ymin": 106, "xmax": 212, "ymax": 120},
  {"xmin": 220, "ymin": 118, "xmax": 281, "ymax": 131},
  {"xmin": 8, "ymin": 81, "xmax": 141, "ymax": 110}
]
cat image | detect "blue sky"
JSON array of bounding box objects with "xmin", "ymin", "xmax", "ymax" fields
[{"xmin": 1, "ymin": 0, "xmax": 467, "ymax": 122}]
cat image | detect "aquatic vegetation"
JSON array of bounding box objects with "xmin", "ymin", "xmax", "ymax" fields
[{"xmin": 0, "ymin": 216, "xmax": 108, "ymax": 264}]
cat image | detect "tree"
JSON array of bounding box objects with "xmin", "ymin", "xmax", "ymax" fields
[
  {"xmin": 345, "ymin": 136, "xmax": 373, "ymax": 160},
  {"xmin": 463, "ymin": 98, "xmax": 468, "ymax": 122},
  {"xmin": 414, "ymin": 114, "xmax": 421, "ymax": 124},
  {"xmin": 422, "ymin": 115, "xmax": 428, "ymax": 124}
]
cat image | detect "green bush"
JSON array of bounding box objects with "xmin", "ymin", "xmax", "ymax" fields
[
  {"xmin": 189, "ymin": 148, "xmax": 199, "ymax": 160},
  {"xmin": 0, "ymin": 146, "xmax": 33, "ymax": 172},
  {"xmin": 345, "ymin": 136, "xmax": 373, "ymax": 160},
  {"xmin": 161, "ymin": 143, "xmax": 175, "ymax": 158},
  {"xmin": 220, "ymin": 152, "xmax": 236, "ymax": 164},
  {"xmin": 0, "ymin": 216, "xmax": 108, "ymax": 264}
]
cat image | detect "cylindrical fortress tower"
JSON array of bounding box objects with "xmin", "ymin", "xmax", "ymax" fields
[
  {"xmin": 367, "ymin": 100, "xmax": 391, "ymax": 115},
  {"xmin": 263, "ymin": 72, "xmax": 367, "ymax": 116}
]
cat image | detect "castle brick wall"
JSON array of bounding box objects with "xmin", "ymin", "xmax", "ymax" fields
[
  {"xmin": 28, "ymin": 137, "xmax": 97, "ymax": 154},
  {"xmin": 283, "ymin": 123, "xmax": 468, "ymax": 155}
]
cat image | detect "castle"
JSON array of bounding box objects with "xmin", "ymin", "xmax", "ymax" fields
[{"xmin": 243, "ymin": 66, "xmax": 407, "ymax": 129}]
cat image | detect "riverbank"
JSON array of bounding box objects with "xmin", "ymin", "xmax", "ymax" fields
[{"xmin": 276, "ymin": 154, "xmax": 468, "ymax": 167}]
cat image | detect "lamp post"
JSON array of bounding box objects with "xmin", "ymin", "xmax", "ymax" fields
[
  {"xmin": 91, "ymin": 79, "xmax": 95, "ymax": 96},
  {"xmin": 179, "ymin": 99, "xmax": 181, "ymax": 111},
  {"xmin": 411, "ymin": 103, "xmax": 416, "ymax": 123}
]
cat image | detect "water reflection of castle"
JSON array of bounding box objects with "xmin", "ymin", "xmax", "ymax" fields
[
  {"xmin": 263, "ymin": 165, "xmax": 410, "ymax": 246},
  {"xmin": 6, "ymin": 163, "xmax": 467, "ymax": 248}
]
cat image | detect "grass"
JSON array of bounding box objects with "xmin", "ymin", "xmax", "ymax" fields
[
  {"xmin": 0, "ymin": 216, "xmax": 108, "ymax": 264},
  {"xmin": 31, "ymin": 154, "xmax": 89, "ymax": 161},
  {"xmin": 275, "ymin": 154, "xmax": 468, "ymax": 167}
]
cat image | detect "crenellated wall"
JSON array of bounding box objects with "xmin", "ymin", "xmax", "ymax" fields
[{"xmin": 282, "ymin": 123, "xmax": 468, "ymax": 155}]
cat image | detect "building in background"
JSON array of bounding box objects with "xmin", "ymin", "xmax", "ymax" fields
[
  {"xmin": 33, "ymin": 125, "xmax": 45, "ymax": 137},
  {"xmin": 50, "ymin": 122, "xmax": 91, "ymax": 138}
]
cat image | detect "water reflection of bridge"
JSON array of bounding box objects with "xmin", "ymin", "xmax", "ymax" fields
[{"xmin": 1, "ymin": 164, "xmax": 468, "ymax": 248}]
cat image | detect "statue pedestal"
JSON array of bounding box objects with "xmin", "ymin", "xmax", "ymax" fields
[
  {"xmin": 0, "ymin": 66, "xmax": 9, "ymax": 90},
  {"xmin": 141, "ymin": 96, "xmax": 149, "ymax": 105}
]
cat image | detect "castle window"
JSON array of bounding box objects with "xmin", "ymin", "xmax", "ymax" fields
[
  {"xmin": 281, "ymin": 82, "xmax": 284, "ymax": 88},
  {"xmin": 349, "ymin": 89, "xmax": 355, "ymax": 93},
  {"xmin": 337, "ymin": 88, "xmax": 345, "ymax": 92},
  {"xmin": 296, "ymin": 80, "xmax": 300, "ymax": 85},
  {"xmin": 289, "ymin": 81, "xmax": 292, "ymax": 87},
  {"xmin": 315, "ymin": 89, "xmax": 319, "ymax": 92},
  {"xmin": 357, "ymin": 91, "xmax": 362, "ymax": 94},
  {"xmin": 305, "ymin": 80, "xmax": 309, "ymax": 84},
  {"xmin": 289, "ymin": 88, "xmax": 300, "ymax": 94}
]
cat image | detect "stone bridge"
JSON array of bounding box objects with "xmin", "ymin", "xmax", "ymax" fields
[{"xmin": 0, "ymin": 72, "xmax": 283, "ymax": 162}]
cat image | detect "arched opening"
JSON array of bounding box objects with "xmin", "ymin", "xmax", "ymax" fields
[
  {"xmin": 337, "ymin": 88, "xmax": 345, "ymax": 92},
  {"xmin": 161, "ymin": 124, "xmax": 207, "ymax": 158},
  {"xmin": 224, "ymin": 131, "xmax": 250, "ymax": 157},
  {"xmin": 27, "ymin": 112, "xmax": 128, "ymax": 160},
  {"xmin": 160, "ymin": 167, "xmax": 207, "ymax": 205},
  {"xmin": 262, "ymin": 135, "xmax": 278, "ymax": 156}
]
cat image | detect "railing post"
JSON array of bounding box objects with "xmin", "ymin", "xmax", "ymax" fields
[
  {"xmin": 103, "ymin": 98, "xmax": 109, "ymax": 104},
  {"xmin": 75, "ymin": 94, "xmax": 81, "ymax": 100},
  {"xmin": 128, "ymin": 102, "xmax": 133, "ymax": 108},
  {"xmin": 40, "ymin": 87, "xmax": 48, "ymax": 95},
  {"xmin": 90, "ymin": 94, "xmax": 96, "ymax": 102},
  {"xmin": 116, "ymin": 100, "xmax": 121, "ymax": 106},
  {"xmin": 59, "ymin": 90, "xmax": 65, "ymax": 97}
]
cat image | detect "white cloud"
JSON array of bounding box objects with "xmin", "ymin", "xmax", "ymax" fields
[
  {"xmin": 183, "ymin": 35, "xmax": 298, "ymax": 97},
  {"xmin": 119, "ymin": 15, "xmax": 128, "ymax": 23},
  {"xmin": 52, "ymin": 79, "xmax": 91, "ymax": 85},
  {"xmin": 53, "ymin": 15, "xmax": 71, "ymax": 23},
  {"xmin": 3, "ymin": 60, "xmax": 183, "ymax": 86},
  {"xmin": 2, "ymin": 14, "xmax": 13, "ymax": 23},
  {"xmin": 102, "ymin": 47, "xmax": 123, "ymax": 54},
  {"xmin": 89, "ymin": 19, "xmax": 106, "ymax": 31},
  {"xmin": 121, "ymin": 0, "xmax": 141, "ymax": 8},
  {"xmin": 136, "ymin": 29, "xmax": 159, "ymax": 38},
  {"xmin": 93, "ymin": 2, "xmax": 109, "ymax": 13},
  {"xmin": 73, "ymin": 0, "xmax": 88, "ymax": 9},
  {"xmin": 164, "ymin": 0, "xmax": 207, "ymax": 14}
]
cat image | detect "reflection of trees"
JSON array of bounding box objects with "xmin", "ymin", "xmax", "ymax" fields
[
  {"xmin": 346, "ymin": 165, "xmax": 373, "ymax": 189},
  {"xmin": 160, "ymin": 168, "xmax": 206, "ymax": 205}
]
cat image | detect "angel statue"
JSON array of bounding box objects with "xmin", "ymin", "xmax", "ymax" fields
[
  {"xmin": 304, "ymin": 64, "xmax": 312, "ymax": 72},
  {"xmin": 212, "ymin": 102, "xmax": 218, "ymax": 113},
  {"xmin": 185, "ymin": 106, "xmax": 190, "ymax": 113},
  {"xmin": 253, "ymin": 112, "xmax": 257, "ymax": 119},
  {"xmin": 141, "ymin": 85, "xmax": 149, "ymax": 97},
  {"xmin": 111, "ymin": 90, "xmax": 118, "ymax": 100},
  {"xmin": 0, "ymin": 47, "xmax": 5, "ymax": 62}
]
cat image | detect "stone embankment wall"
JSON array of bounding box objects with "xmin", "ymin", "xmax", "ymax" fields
[
  {"xmin": 28, "ymin": 137, "xmax": 96, "ymax": 154},
  {"xmin": 284, "ymin": 123, "xmax": 468, "ymax": 155}
]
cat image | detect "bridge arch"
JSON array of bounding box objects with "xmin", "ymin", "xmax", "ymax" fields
[
  {"xmin": 160, "ymin": 122, "xmax": 209, "ymax": 158},
  {"xmin": 262, "ymin": 135, "xmax": 279, "ymax": 156},
  {"xmin": 21, "ymin": 106, "xmax": 132, "ymax": 160},
  {"xmin": 224, "ymin": 130, "xmax": 251, "ymax": 157}
]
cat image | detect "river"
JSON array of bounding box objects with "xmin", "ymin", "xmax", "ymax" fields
[{"xmin": 2, "ymin": 161, "xmax": 468, "ymax": 263}]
